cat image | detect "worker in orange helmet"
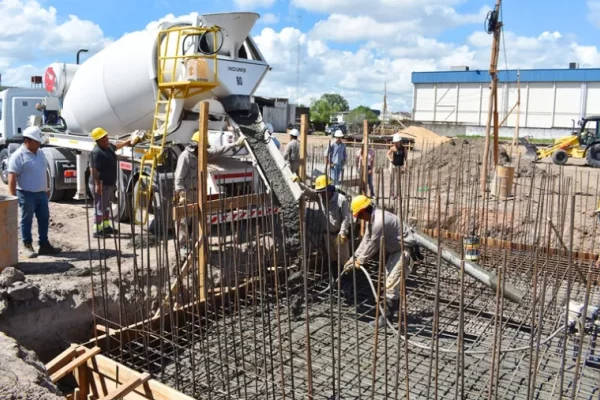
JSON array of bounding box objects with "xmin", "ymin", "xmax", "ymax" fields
[{"xmin": 89, "ymin": 127, "xmax": 135, "ymax": 238}]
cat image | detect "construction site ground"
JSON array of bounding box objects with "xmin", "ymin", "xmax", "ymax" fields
[{"xmin": 1, "ymin": 135, "xmax": 600, "ymax": 398}]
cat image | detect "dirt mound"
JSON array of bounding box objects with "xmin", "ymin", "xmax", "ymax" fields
[
  {"xmin": 401, "ymin": 126, "xmax": 452, "ymax": 145},
  {"xmin": 0, "ymin": 332, "xmax": 63, "ymax": 399}
]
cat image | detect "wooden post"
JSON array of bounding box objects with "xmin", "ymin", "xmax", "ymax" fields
[
  {"xmin": 480, "ymin": 0, "xmax": 503, "ymax": 199},
  {"xmin": 198, "ymin": 101, "xmax": 209, "ymax": 301},
  {"xmin": 362, "ymin": 120, "xmax": 369, "ymax": 195},
  {"xmin": 299, "ymin": 114, "xmax": 308, "ymax": 181}
]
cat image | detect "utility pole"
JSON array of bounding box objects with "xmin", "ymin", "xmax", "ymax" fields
[{"xmin": 480, "ymin": 0, "xmax": 503, "ymax": 198}]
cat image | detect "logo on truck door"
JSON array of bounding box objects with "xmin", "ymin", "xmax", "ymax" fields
[{"xmin": 44, "ymin": 67, "xmax": 56, "ymax": 93}]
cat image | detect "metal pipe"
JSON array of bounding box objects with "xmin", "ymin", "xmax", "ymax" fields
[
  {"xmin": 76, "ymin": 49, "xmax": 88, "ymax": 64},
  {"xmin": 410, "ymin": 229, "xmax": 525, "ymax": 303}
]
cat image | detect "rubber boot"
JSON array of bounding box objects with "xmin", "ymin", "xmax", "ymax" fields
[{"xmin": 370, "ymin": 298, "xmax": 400, "ymax": 329}]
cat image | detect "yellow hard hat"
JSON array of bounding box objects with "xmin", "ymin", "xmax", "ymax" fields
[
  {"xmin": 314, "ymin": 175, "xmax": 332, "ymax": 192},
  {"xmin": 91, "ymin": 127, "xmax": 108, "ymax": 141},
  {"xmin": 191, "ymin": 131, "xmax": 200, "ymax": 143},
  {"xmin": 351, "ymin": 195, "xmax": 372, "ymax": 217}
]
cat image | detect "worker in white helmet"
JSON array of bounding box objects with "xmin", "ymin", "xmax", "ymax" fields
[
  {"xmin": 346, "ymin": 195, "xmax": 422, "ymax": 328},
  {"xmin": 387, "ymin": 133, "xmax": 406, "ymax": 198},
  {"xmin": 283, "ymin": 128, "xmax": 301, "ymax": 175},
  {"xmin": 174, "ymin": 131, "xmax": 245, "ymax": 255},
  {"xmin": 325, "ymin": 130, "xmax": 347, "ymax": 187},
  {"xmin": 7, "ymin": 126, "xmax": 61, "ymax": 258}
]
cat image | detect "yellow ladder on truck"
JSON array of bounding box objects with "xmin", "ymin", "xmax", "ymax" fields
[{"xmin": 134, "ymin": 25, "xmax": 221, "ymax": 225}]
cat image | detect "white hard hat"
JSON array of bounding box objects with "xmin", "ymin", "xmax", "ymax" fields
[
  {"xmin": 23, "ymin": 126, "xmax": 43, "ymax": 143},
  {"xmin": 392, "ymin": 133, "xmax": 403, "ymax": 143},
  {"xmin": 290, "ymin": 129, "xmax": 299, "ymax": 137},
  {"xmin": 265, "ymin": 123, "xmax": 274, "ymax": 133},
  {"xmin": 334, "ymin": 130, "xmax": 344, "ymax": 138}
]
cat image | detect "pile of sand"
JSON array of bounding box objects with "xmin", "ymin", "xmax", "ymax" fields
[{"xmin": 401, "ymin": 126, "xmax": 451, "ymax": 145}]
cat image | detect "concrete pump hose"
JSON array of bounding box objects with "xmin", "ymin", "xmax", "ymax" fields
[{"xmin": 410, "ymin": 230, "xmax": 526, "ymax": 304}]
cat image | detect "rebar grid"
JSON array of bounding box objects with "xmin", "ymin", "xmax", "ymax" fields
[{"xmin": 88, "ymin": 137, "xmax": 600, "ymax": 399}]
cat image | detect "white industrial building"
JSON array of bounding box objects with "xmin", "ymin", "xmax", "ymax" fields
[{"xmin": 411, "ymin": 67, "xmax": 600, "ymax": 138}]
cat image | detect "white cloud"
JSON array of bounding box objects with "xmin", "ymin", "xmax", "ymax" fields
[
  {"xmin": 260, "ymin": 13, "xmax": 280, "ymax": 25},
  {"xmin": 0, "ymin": 0, "xmax": 109, "ymax": 86},
  {"xmin": 588, "ymin": 1, "xmax": 600, "ymax": 28},
  {"xmin": 234, "ymin": 0, "xmax": 275, "ymax": 8}
]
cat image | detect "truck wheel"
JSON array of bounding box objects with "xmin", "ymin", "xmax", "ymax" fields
[
  {"xmin": 46, "ymin": 168, "xmax": 64, "ymax": 202},
  {"xmin": 551, "ymin": 150, "xmax": 568, "ymax": 166},
  {"xmin": 111, "ymin": 173, "xmax": 131, "ymax": 222},
  {"xmin": 586, "ymin": 144, "xmax": 600, "ymax": 168},
  {"xmin": 0, "ymin": 149, "xmax": 9, "ymax": 185}
]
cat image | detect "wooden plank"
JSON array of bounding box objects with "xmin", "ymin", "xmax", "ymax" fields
[
  {"xmin": 172, "ymin": 193, "xmax": 267, "ymax": 220},
  {"xmin": 95, "ymin": 324, "xmax": 117, "ymax": 335},
  {"xmin": 99, "ymin": 372, "xmax": 151, "ymax": 400},
  {"xmin": 198, "ymin": 101, "xmax": 209, "ymax": 302},
  {"xmin": 51, "ymin": 347, "xmax": 101, "ymax": 383},
  {"xmin": 46, "ymin": 344, "xmax": 82, "ymax": 376},
  {"xmin": 89, "ymin": 354, "xmax": 194, "ymax": 400}
]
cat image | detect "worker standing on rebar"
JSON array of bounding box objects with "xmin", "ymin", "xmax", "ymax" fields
[
  {"xmin": 347, "ymin": 195, "xmax": 420, "ymax": 328},
  {"xmin": 387, "ymin": 133, "xmax": 406, "ymax": 198},
  {"xmin": 174, "ymin": 131, "xmax": 245, "ymax": 255},
  {"xmin": 356, "ymin": 139, "xmax": 376, "ymax": 197},
  {"xmin": 291, "ymin": 174, "xmax": 351, "ymax": 265},
  {"xmin": 325, "ymin": 130, "xmax": 347, "ymax": 187},
  {"xmin": 89, "ymin": 128, "xmax": 134, "ymax": 238},
  {"xmin": 283, "ymin": 129, "xmax": 301, "ymax": 175}
]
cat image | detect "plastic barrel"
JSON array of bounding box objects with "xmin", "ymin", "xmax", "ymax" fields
[
  {"xmin": 464, "ymin": 235, "xmax": 481, "ymax": 262},
  {"xmin": 0, "ymin": 195, "xmax": 18, "ymax": 271}
]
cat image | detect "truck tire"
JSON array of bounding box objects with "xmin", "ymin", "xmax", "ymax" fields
[
  {"xmin": 551, "ymin": 149, "xmax": 568, "ymax": 166},
  {"xmin": 0, "ymin": 149, "xmax": 9, "ymax": 185},
  {"xmin": 111, "ymin": 173, "xmax": 131, "ymax": 222},
  {"xmin": 586, "ymin": 144, "xmax": 600, "ymax": 168},
  {"xmin": 46, "ymin": 168, "xmax": 64, "ymax": 202}
]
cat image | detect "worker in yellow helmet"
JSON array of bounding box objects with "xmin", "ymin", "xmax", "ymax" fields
[
  {"xmin": 89, "ymin": 127, "xmax": 135, "ymax": 238},
  {"xmin": 347, "ymin": 195, "xmax": 421, "ymax": 328},
  {"xmin": 291, "ymin": 173, "xmax": 351, "ymax": 265},
  {"xmin": 173, "ymin": 130, "xmax": 245, "ymax": 255}
]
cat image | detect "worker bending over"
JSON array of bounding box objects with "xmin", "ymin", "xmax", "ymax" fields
[
  {"xmin": 283, "ymin": 129, "xmax": 301, "ymax": 175},
  {"xmin": 292, "ymin": 174, "xmax": 351, "ymax": 265},
  {"xmin": 174, "ymin": 131, "xmax": 245, "ymax": 254},
  {"xmin": 346, "ymin": 195, "xmax": 421, "ymax": 328},
  {"xmin": 89, "ymin": 128, "xmax": 135, "ymax": 238}
]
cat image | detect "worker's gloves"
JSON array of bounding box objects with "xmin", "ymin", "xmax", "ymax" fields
[
  {"xmin": 343, "ymin": 258, "xmax": 361, "ymax": 273},
  {"xmin": 236, "ymin": 136, "xmax": 246, "ymax": 147},
  {"xmin": 290, "ymin": 174, "xmax": 300, "ymax": 183},
  {"xmin": 335, "ymin": 234, "xmax": 348, "ymax": 247},
  {"xmin": 175, "ymin": 192, "xmax": 186, "ymax": 205}
]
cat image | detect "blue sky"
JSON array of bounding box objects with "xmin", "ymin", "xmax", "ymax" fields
[{"xmin": 2, "ymin": 0, "xmax": 600, "ymax": 112}]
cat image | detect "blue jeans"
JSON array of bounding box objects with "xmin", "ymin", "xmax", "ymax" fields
[
  {"xmin": 17, "ymin": 190, "xmax": 49, "ymax": 245},
  {"xmin": 329, "ymin": 164, "xmax": 343, "ymax": 186}
]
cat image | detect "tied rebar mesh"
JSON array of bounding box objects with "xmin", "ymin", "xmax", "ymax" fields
[{"xmin": 88, "ymin": 138, "xmax": 600, "ymax": 399}]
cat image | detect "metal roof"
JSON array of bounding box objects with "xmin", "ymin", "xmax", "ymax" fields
[{"xmin": 412, "ymin": 68, "xmax": 600, "ymax": 84}]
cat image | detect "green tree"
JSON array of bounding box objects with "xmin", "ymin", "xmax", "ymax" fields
[
  {"xmin": 309, "ymin": 93, "xmax": 349, "ymax": 124},
  {"xmin": 346, "ymin": 106, "xmax": 379, "ymax": 126}
]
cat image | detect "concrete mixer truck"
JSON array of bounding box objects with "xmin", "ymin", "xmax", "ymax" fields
[{"xmin": 0, "ymin": 12, "xmax": 301, "ymax": 229}]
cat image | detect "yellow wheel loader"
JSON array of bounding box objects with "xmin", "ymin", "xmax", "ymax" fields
[{"xmin": 521, "ymin": 116, "xmax": 600, "ymax": 167}]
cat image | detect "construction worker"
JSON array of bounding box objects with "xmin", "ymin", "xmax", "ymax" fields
[
  {"xmin": 283, "ymin": 129, "xmax": 301, "ymax": 174},
  {"xmin": 356, "ymin": 139, "xmax": 376, "ymax": 197},
  {"xmin": 7, "ymin": 126, "xmax": 61, "ymax": 258},
  {"xmin": 325, "ymin": 130, "xmax": 347, "ymax": 187},
  {"xmin": 387, "ymin": 133, "xmax": 406, "ymax": 197},
  {"xmin": 174, "ymin": 131, "xmax": 245, "ymax": 253},
  {"xmin": 346, "ymin": 195, "xmax": 418, "ymax": 328},
  {"xmin": 292, "ymin": 174, "xmax": 351, "ymax": 265},
  {"xmin": 89, "ymin": 127, "xmax": 135, "ymax": 238}
]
